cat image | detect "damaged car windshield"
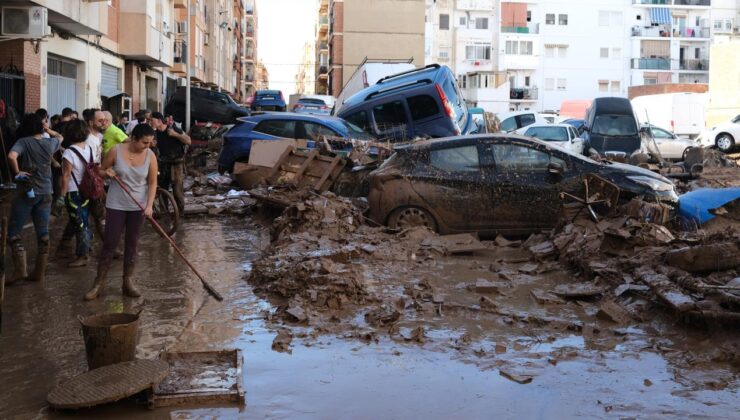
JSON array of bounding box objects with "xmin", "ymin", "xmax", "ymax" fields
[{"xmin": 592, "ymin": 115, "xmax": 638, "ymax": 136}]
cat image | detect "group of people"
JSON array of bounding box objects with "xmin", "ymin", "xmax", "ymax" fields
[{"xmin": 5, "ymin": 105, "xmax": 191, "ymax": 300}]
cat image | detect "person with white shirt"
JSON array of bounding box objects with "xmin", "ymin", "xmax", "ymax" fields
[{"xmin": 59, "ymin": 120, "xmax": 94, "ymax": 267}]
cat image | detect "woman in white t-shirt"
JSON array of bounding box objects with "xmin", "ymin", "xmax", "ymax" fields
[{"xmin": 59, "ymin": 120, "xmax": 94, "ymax": 268}]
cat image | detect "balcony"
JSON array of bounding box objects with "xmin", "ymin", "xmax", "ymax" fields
[
  {"xmin": 172, "ymin": 40, "xmax": 187, "ymax": 75},
  {"xmin": 246, "ymin": 26, "xmax": 255, "ymax": 38},
  {"xmin": 319, "ymin": 16, "xmax": 329, "ymax": 32},
  {"xmin": 456, "ymin": 0, "xmax": 495, "ymax": 10},
  {"xmin": 510, "ymin": 87, "xmax": 538, "ymax": 101},
  {"xmin": 118, "ymin": 10, "xmax": 173, "ymax": 66},
  {"xmin": 680, "ymin": 58, "xmax": 709, "ymax": 71},
  {"xmin": 632, "ymin": 25, "xmax": 710, "ymax": 38},
  {"xmin": 174, "ymin": 0, "xmax": 187, "ymax": 9},
  {"xmin": 245, "ymin": 48, "xmax": 255, "ymax": 61},
  {"xmin": 319, "ymin": 41, "xmax": 328, "ymax": 51},
  {"xmin": 632, "ymin": 0, "xmax": 711, "ymax": 6},
  {"xmin": 501, "ymin": 23, "xmax": 540, "ymax": 34},
  {"xmin": 28, "ymin": 0, "xmax": 106, "ymax": 35},
  {"xmin": 631, "ymin": 57, "xmax": 671, "ymax": 70}
]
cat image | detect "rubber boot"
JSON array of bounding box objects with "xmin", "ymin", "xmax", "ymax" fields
[
  {"xmin": 55, "ymin": 237, "xmax": 73, "ymax": 258},
  {"xmin": 68, "ymin": 255, "xmax": 88, "ymax": 268},
  {"xmin": 84, "ymin": 259, "xmax": 111, "ymax": 301},
  {"xmin": 7, "ymin": 241, "xmax": 28, "ymax": 285},
  {"xmin": 122, "ymin": 262, "xmax": 141, "ymax": 298},
  {"xmin": 29, "ymin": 236, "xmax": 50, "ymax": 282}
]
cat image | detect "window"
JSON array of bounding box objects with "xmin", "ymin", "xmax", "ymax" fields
[
  {"xmin": 610, "ymin": 81, "xmax": 621, "ymax": 92},
  {"xmin": 546, "ymin": 13, "xmax": 555, "ymax": 25},
  {"xmin": 506, "ymin": 41, "xmax": 518, "ymax": 55},
  {"xmin": 544, "ymin": 78, "xmax": 554, "ymax": 91},
  {"xmin": 558, "ymin": 14, "xmax": 568, "ymax": 25},
  {"xmin": 440, "ymin": 14, "xmax": 449, "ymax": 30},
  {"xmin": 545, "ymin": 46, "xmax": 555, "ymax": 58},
  {"xmin": 301, "ymin": 122, "xmax": 339, "ymax": 140},
  {"xmin": 524, "ymin": 76, "xmax": 530, "ymax": 87},
  {"xmin": 598, "ymin": 81, "xmax": 609, "ymax": 92},
  {"xmin": 694, "ymin": 48, "xmax": 700, "ymax": 59},
  {"xmin": 520, "ymin": 41, "xmax": 533, "ymax": 55},
  {"xmin": 518, "ymin": 113, "xmax": 536, "ymax": 127},
  {"xmin": 644, "ymin": 78, "xmax": 658, "ymax": 85},
  {"xmin": 466, "ymin": 44, "xmax": 491, "ymax": 60},
  {"xmin": 557, "ymin": 78, "xmax": 567, "ymax": 91},
  {"xmin": 612, "ymin": 48, "xmax": 621, "ymax": 59},
  {"xmin": 558, "ymin": 47, "xmax": 568, "ymax": 58},
  {"xmin": 429, "ymin": 145, "xmax": 479, "ymax": 173},
  {"xmin": 600, "ymin": 11, "xmax": 622, "ymax": 26},
  {"xmin": 592, "ymin": 115, "xmax": 637, "ymax": 136},
  {"xmin": 373, "ymin": 101, "xmax": 407, "ymax": 130},
  {"xmin": 407, "ymin": 95, "xmax": 439, "ymax": 121},
  {"xmin": 254, "ymin": 120, "xmax": 296, "ymax": 138},
  {"xmin": 344, "ymin": 111, "xmax": 371, "ymax": 132},
  {"xmin": 439, "ymin": 47, "xmax": 450, "ymax": 59},
  {"xmin": 600, "ymin": 47, "xmax": 609, "ymax": 58},
  {"xmin": 493, "ymin": 144, "xmax": 563, "ymax": 173},
  {"xmin": 599, "ymin": 11, "xmax": 610, "ymax": 26},
  {"xmin": 525, "ymin": 126, "xmax": 569, "ymax": 142},
  {"xmin": 459, "ymin": 16, "xmax": 466, "ymax": 26},
  {"xmin": 651, "ymin": 127, "xmax": 673, "ymax": 139},
  {"xmin": 475, "ymin": 18, "xmax": 489, "ymax": 30}
]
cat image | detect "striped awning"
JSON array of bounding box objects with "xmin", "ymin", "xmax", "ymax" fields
[{"xmin": 650, "ymin": 7, "xmax": 672, "ymax": 25}]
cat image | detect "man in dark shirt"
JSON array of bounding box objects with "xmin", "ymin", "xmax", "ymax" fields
[{"xmin": 149, "ymin": 112, "xmax": 190, "ymax": 212}]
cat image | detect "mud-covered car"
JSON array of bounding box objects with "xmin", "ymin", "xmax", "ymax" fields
[{"xmin": 367, "ymin": 134, "xmax": 679, "ymax": 235}]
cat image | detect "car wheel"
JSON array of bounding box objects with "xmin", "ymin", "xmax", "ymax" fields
[
  {"xmin": 681, "ymin": 147, "xmax": 693, "ymax": 161},
  {"xmin": 715, "ymin": 133, "xmax": 735, "ymax": 152},
  {"xmin": 388, "ymin": 206, "xmax": 438, "ymax": 232}
]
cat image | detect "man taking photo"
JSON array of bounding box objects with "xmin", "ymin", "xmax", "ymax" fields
[{"xmin": 149, "ymin": 112, "xmax": 190, "ymax": 213}]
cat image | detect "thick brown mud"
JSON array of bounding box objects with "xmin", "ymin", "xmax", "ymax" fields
[{"xmin": 1, "ymin": 216, "xmax": 738, "ymax": 419}]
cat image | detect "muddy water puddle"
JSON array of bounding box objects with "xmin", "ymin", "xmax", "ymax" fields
[{"xmin": 1, "ymin": 217, "xmax": 738, "ymax": 418}]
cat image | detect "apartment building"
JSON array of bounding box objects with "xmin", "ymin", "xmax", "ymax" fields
[
  {"xmin": 327, "ymin": 0, "xmax": 425, "ymax": 97},
  {"xmin": 296, "ymin": 42, "xmax": 316, "ymax": 95},
  {"xmin": 315, "ymin": 0, "xmax": 330, "ymax": 95},
  {"xmin": 425, "ymin": 0, "xmax": 739, "ymax": 114}
]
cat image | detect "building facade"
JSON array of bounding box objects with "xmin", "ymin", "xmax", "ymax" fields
[
  {"xmin": 315, "ymin": 0, "xmax": 330, "ymax": 94},
  {"xmin": 326, "ymin": 0, "xmax": 426, "ymax": 97},
  {"xmin": 296, "ymin": 42, "xmax": 316, "ymax": 95},
  {"xmin": 424, "ymin": 0, "xmax": 739, "ymax": 114}
]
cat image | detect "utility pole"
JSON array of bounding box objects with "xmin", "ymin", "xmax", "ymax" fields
[{"xmin": 185, "ymin": 3, "xmax": 192, "ymax": 132}]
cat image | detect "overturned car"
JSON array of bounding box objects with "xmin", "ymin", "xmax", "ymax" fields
[{"xmin": 368, "ymin": 134, "xmax": 679, "ymax": 235}]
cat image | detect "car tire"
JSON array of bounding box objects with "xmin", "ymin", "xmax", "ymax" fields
[
  {"xmin": 387, "ymin": 206, "xmax": 438, "ymax": 232},
  {"xmin": 715, "ymin": 133, "xmax": 735, "ymax": 152},
  {"xmin": 681, "ymin": 147, "xmax": 693, "ymax": 161}
]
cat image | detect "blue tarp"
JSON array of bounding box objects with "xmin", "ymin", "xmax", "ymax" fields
[
  {"xmin": 650, "ymin": 7, "xmax": 672, "ymax": 25},
  {"xmin": 678, "ymin": 187, "xmax": 740, "ymax": 224}
]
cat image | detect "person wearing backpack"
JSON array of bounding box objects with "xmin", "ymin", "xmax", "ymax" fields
[
  {"xmin": 84, "ymin": 123, "xmax": 157, "ymax": 301},
  {"xmin": 59, "ymin": 120, "xmax": 95, "ymax": 267}
]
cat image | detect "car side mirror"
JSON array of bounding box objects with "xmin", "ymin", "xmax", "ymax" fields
[{"xmin": 548, "ymin": 161, "xmax": 564, "ymax": 176}]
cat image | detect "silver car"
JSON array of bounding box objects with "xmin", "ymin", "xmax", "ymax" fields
[{"xmin": 643, "ymin": 124, "xmax": 698, "ymax": 161}]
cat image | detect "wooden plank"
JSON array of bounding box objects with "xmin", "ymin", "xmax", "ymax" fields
[
  {"xmin": 266, "ymin": 146, "xmax": 296, "ymax": 183},
  {"xmin": 666, "ymin": 242, "xmax": 740, "ymax": 273},
  {"xmin": 293, "ymin": 149, "xmax": 318, "ymax": 184},
  {"xmin": 638, "ymin": 269, "xmax": 696, "ymax": 313},
  {"xmin": 314, "ymin": 156, "xmax": 342, "ymax": 191}
]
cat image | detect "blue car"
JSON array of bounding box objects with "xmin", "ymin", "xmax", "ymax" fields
[
  {"xmin": 218, "ymin": 113, "xmax": 374, "ymax": 173},
  {"xmin": 336, "ymin": 64, "xmax": 475, "ymax": 142},
  {"xmin": 251, "ymin": 90, "xmax": 287, "ymax": 112}
]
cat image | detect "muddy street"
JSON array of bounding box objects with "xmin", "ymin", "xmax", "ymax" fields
[{"xmin": 0, "ymin": 214, "xmax": 737, "ymax": 419}]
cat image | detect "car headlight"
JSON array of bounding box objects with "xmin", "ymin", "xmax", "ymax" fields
[{"xmin": 627, "ymin": 175, "xmax": 674, "ymax": 192}]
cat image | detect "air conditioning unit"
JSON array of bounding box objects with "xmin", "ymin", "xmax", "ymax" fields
[
  {"xmin": 1, "ymin": 6, "xmax": 50, "ymax": 38},
  {"xmin": 177, "ymin": 78, "xmax": 188, "ymax": 87}
]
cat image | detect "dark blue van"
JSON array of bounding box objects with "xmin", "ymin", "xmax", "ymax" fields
[{"xmin": 336, "ymin": 64, "xmax": 474, "ymax": 142}]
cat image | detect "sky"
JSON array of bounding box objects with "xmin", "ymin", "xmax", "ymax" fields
[{"xmin": 256, "ymin": 0, "xmax": 318, "ymax": 97}]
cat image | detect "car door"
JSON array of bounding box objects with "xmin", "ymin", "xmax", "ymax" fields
[
  {"xmin": 651, "ymin": 126, "xmax": 681, "ymax": 159},
  {"xmin": 412, "ymin": 142, "xmax": 495, "ymax": 231},
  {"xmin": 490, "ymin": 143, "xmax": 569, "ymax": 230},
  {"xmin": 213, "ymin": 92, "xmax": 233, "ymax": 122},
  {"xmin": 569, "ymin": 127, "xmax": 584, "ymax": 154},
  {"xmin": 371, "ymin": 99, "xmax": 412, "ymax": 142}
]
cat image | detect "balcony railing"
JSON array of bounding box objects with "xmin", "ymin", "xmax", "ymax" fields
[
  {"xmin": 246, "ymin": 27, "xmax": 255, "ymax": 37},
  {"xmin": 319, "ymin": 41, "xmax": 328, "ymax": 50},
  {"xmin": 680, "ymin": 59, "xmax": 709, "ymax": 70},
  {"xmin": 510, "ymin": 87, "xmax": 538, "ymax": 100},
  {"xmin": 501, "ymin": 23, "xmax": 539, "ymax": 34},
  {"xmin": 457, "ymin": 0, "xmax": 495, "ymax": 10},
  {"xmin": 173, "ymin": 40, "xmax": 187, "ymax": 63},
  {"xmin": 319, "ymin": 16, "xmax": 329, "ymax": 26},
  {"xmin": 319, "ymin": 65, "xmax": 328, "ymax": 74},
  {"xmin": 632, "ymin": 57, "xmax": 671, "ymax": 69},
  {"xmin": 632, "ymin": 25, "xmax": 710, "ymax": 38},
  {"xmin": 632, "ymin": 0, "xmax": 710, "ymax": 5}
]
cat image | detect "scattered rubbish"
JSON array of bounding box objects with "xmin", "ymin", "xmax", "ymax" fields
[
  {"xmin": 475, "ymin": 279, "xmax": 501, "ymax": 294},
  {"xmin": 678, "ymin": 187, "xmax": 740, "ymax": 224},
  {"xmin": 499, "ymin": 368, "xmax": 533, "ymax": 384},
  {"xmin": 552, "ymin": 283, "xmax": 607, "ymax": 298},
  {"xmin": 420, "ymin": 233, "xmax": 486, "ymax": 255},
  {"xmin": 272, "ymin": 329, "xmax": 294, "ymax": 353},
  {"xmin": 151, "ymin": 350, "xmax": 244, "ymax": 408},
  {"xmin": 665, "ymin": 242, "xmax": 740, "ymax": 273},
  {"xmin": 597, "ymin": 300, "xmax": 632, "ymax": 324},
  {"xmin": 530, "ymin": 289, "xmax": 566, "ymax": 305},
  {"xmin": 266, "ymin": 147, "xmax": 346, "ymax": 192}
]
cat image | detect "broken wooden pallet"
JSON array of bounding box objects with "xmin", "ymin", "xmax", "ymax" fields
[{"xmin": 266, "ymin": 146, "xmax": 346, "ymax": 192}]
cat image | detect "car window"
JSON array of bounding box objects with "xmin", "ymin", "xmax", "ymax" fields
[
  {"xmin": 568, "ymin": 127, "xmax": 577, "ymax": 139},
  {"xmin": 731, "ymin": 115, "xmax": 740, "ymax": 124},
  {"xmin": 592, "ymin": 115, "xmax": 638, "ymax": 136},
  {"xmin": 302, "ymin": 122, "xmax": 339, "ymax": 140},
  {"xmin": 493, "ymin": 144, "xmax": 566, "ymax": 173},
  {"xmin": 517, "ymin": 114, "xmax": 536, "ymax": 128},
  {"xmin": 651, "ymin": 127, "xmax": 673, "ymax": 139},
  {"xmin": 524, "ymin": 126, "xmax": 568, "ymax": 142},
  {"xmin": 407, "ymin": 95, "xmax": 439, "ymax": 121},
  {"xmin": 500, "ymin": 116, "xmax": 517, "ymax": 132},
  {"xmin": 429, "ymin": 145, "xmax": 479, "ymax": 173},
  {"xmin": 344, "ymin": 111, "xmax": 372, "ymax": 132},
  {"xmin": 216, "ymin": 93, "xmax": 230, "ymax": 104},
  {"xmin": 254, "ymin": 120, "xmax": 296, "ymax": 138},
  {"xmin": 373, "ymin": 100, "xmax": 408, "ymax": 131},
  {"xmin": 299, "ymin": 99, "xmax": 326, "ymax": 105}
]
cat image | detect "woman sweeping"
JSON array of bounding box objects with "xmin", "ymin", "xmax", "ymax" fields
[{"xmin": 84, "ymin": 123, "xmax": 157, "ymax": 300}]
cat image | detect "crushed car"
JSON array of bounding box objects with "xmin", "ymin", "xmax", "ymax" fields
[{"xmin": 367, "ymin": 134, "xmax": 679, "ymax": 235}]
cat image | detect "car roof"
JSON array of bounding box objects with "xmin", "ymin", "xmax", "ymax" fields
[
  {"xmin": 396, "ymin": 133, "xmax": 557, "ymax": 152},
  {"xmin": 240, "ymin": 112, "xmax": 347, "ymax": 128},
  {"xmin": 525, "ymin": 123, "xmax": 571, "ymax": 129},
  {"xmin": 591, "ymin": 97, "xmax": 633, "ymax": 114},
  {"xmin": 256, "ymin": 90, "xmax": 281, "ymax": 95},
  {"xmin": 496, "ymin": 110, "xmax": 538, "ymax": 119},
  {"xmin": 341, "ymin": 64, "xmax": 447, "ymax": 108}
]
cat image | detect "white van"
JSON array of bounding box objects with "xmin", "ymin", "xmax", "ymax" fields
[
  {"xmin": 631, "ymin": 92, "xmax": 707, "ymax": 139},
  {"xmin": 333, "ymin": 58, "xmax": 416, "ymax": 115}
]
